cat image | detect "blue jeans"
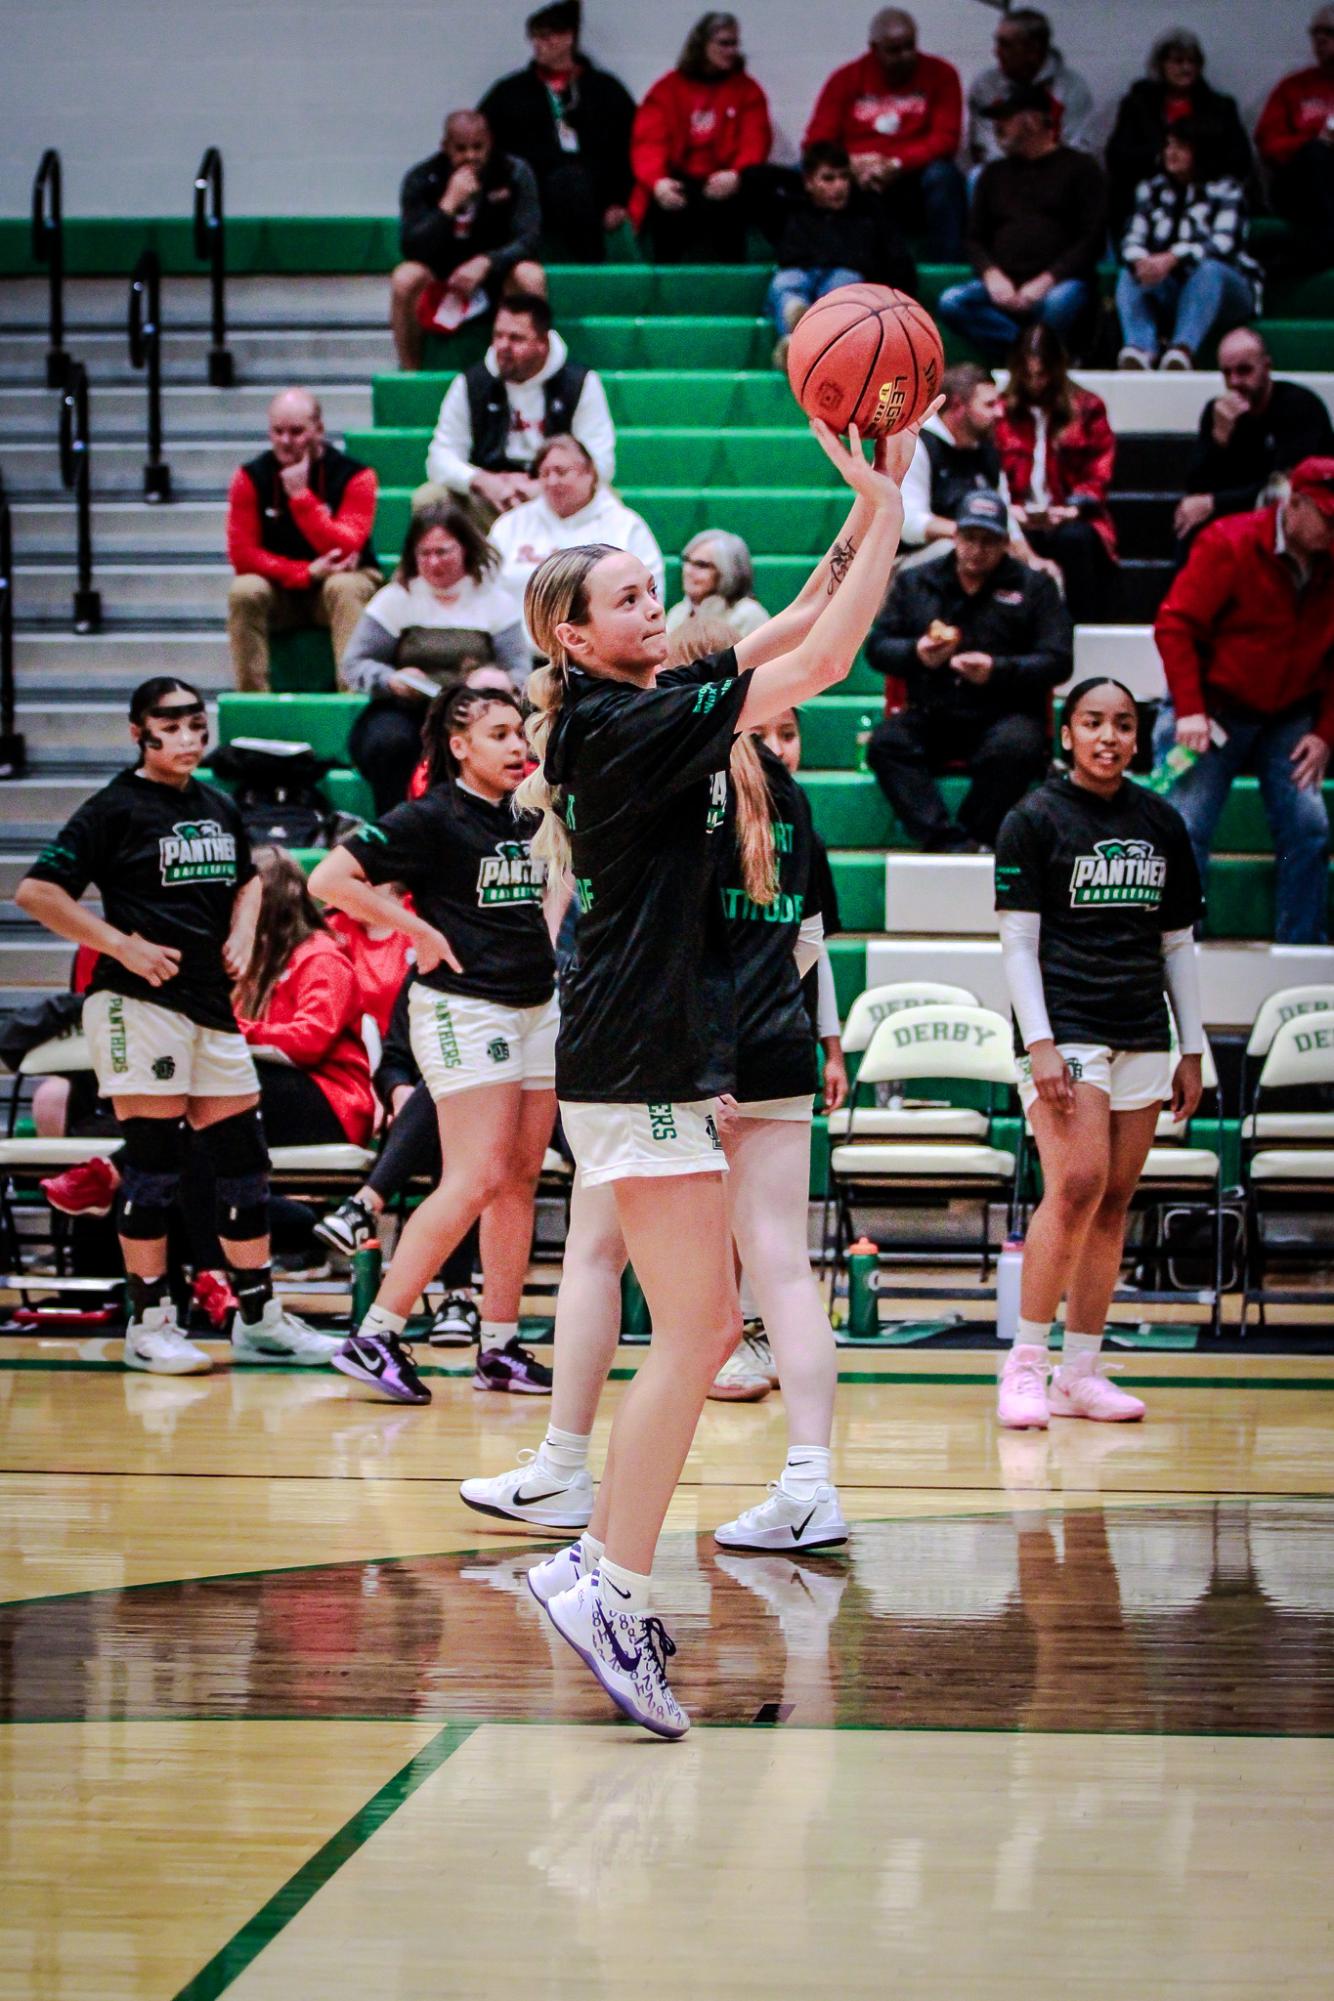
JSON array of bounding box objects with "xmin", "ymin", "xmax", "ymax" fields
[
  {"xmin": 767, "ymin": 264, "xmax": 865, "ymax": 337},
  {"xmin": 1115, "ymin": 257, "xmax": 1254, "ymax": 358},
  {"xmin": 936, "ymin": 276, "xmax": 1091, "ymax": 360},
  {"xmin": 1152, "ymin": 704, "xmax": 1331, "ymax": 944}
]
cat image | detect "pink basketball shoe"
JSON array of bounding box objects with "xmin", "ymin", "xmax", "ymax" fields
[
  {"xmin": 997, "ymin": 1343, "xmax": 1050, "ymax": 1430},
  {"xmin": 1049, "ymin": 1352, "xmax": 1146, "ymax": 1422}
]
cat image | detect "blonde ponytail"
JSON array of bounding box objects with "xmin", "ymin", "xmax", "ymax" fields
[
  {"xmin": 514, "ymin": 544, "xmax": 617, "ymax": 872},
  {"xmin": 664, "ymin": 614, "xmax": 776, "ymax": 907}
]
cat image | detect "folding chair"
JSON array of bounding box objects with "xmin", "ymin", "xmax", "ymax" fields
[
  {"xmin": 825, "ymin": 1002, "xmax": 1017, "ymax": 1301},
  {"xmin": 1241, "ymin": 985, "xmax": 1334, "ymax": 1136},
  {"xmin": 827, "ymin": 980, "xmax": 983, "ymax": 1140},
  {"xmin": 0, "ymin": 1030, "xmax": 120, "ymax": 1301},
  {"xmin": 1241, "ymin": 1013, "xmax": 1334, "ymax": 1328},
  {"xmin": 1134, "ymin": 1037, "xmax": 1227, "ymax": 1336}
]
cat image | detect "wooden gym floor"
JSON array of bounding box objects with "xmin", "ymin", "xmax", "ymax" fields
[{"xmin": 1, "ymin": 1337, "xmax": 1332, "ymax": 1999}]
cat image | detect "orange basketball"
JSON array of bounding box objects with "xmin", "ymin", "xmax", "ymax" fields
[{"xmin": 786, "ymin": 284, "xmax": 945, "ymax": 438}]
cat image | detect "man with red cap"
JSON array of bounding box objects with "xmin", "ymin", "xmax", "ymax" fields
[{"xmin": 1153, "ymin": 458, "xmax": 1334, "ymax": 942}]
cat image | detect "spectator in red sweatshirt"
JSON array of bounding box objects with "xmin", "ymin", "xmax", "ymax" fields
[
  {"xmin": 233, "ymin": 848, "xmax": 376, "ymax": 1147},
  {"xmin": 226, "ymin": 390, "xmax": 380, "ymax": 694},
  {"xmin": 1153, "ymin": 459, "xmax": 1334, "ymax": 943},
  {"xmin": 1255, "ymin": 7, "xmax": 1334, "ymax": 262},
  {"xmin": 629, "ymin": 11, "xmax": 773, "ymax": 261},
  {"xmin": 803, "ymin": 7, "xmax": 966, "ymax": 257}
]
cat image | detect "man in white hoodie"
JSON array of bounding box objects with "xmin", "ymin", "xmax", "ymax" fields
[{"xmin": 421, "ymin": 293, "xmax": 615, "ymax": 520}]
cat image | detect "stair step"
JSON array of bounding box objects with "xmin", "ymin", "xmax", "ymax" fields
[
  {"xmin": 12, "ymin": 501, "xmax": 228, "ymax": 556},
  {"xmin": 14, "ymin": 630, "xmax": 230, "ymax": 685},
  {"xmin": 0, "ymin": 327, "xmax": 393, "ymax": 387},
  {"xmin": 3, "ymin": 439, "xmax": 238, "ymax": 500},
  {"xmin": 12, "ymin": 699, "xmax": 217, "ymax": 756},
  {"xmin": 15, "ymin": 560, "xmax": 232, "ymax": 622},
  {"xmin": 0, "ymin": 274, "xmax": 392, "ymax": 331},
  {"xmin": 0, "ymin": 937, "xmax": 83, "ymax": 984},
  {"xmin": 0, "ymin": 382, "xmax": 371, "ymax": 437}
]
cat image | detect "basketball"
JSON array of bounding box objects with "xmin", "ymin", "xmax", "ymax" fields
[{"xmin": 785, "ymin": 284, "xmax": 945, "ymax": 438}]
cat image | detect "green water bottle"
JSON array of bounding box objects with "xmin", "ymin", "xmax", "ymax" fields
[
  {"xmin": 620, "ymin": 1263, "xmax": 652, "ymax": 1338},
  {"xmin": 856, "ymin": 711, "xmax": 875, "ymax": 771},
  {"xmin": 847, "ymin": 1236, "xmax": 880, "ymax": 1340},
  {"xmin": 350, "ymin": 1240, "xmax": 382, "ymax": 1330},
  {"xmin": 1143, "ymin": 741, "xmax": 1200, "ymax": 796}
]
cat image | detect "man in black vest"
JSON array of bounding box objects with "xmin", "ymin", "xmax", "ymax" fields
[
  {"xmin": 865, "ymin": 488, "xmax": 1072, "ymax": 851},
  {"xmin": 225, "ymin": 390, "xmax": 381, "ymax": 693},
  {"xmin": 898, "ymin": 362, "xmax": 1006, "ymax": 565},
  {"xmin": 420, "ymin": 292, "xmax": 615, "ymax": 519},
  {"xmin": 392, "ymin": 109, "xmax": 545, "ymax": 371}
]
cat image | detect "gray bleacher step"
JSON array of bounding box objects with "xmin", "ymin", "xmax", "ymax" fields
[
  {"xmin": 0, "ymin": 274, "xmax": 391, "ymax": 331},
  {"xmin": 5, "ymin": 439, "xmax": 323, "ymax": 500},
  {"xmin": 0, "ymin": 777, "xmax": 116, "ymax": 826},
  {"xmin": 14, "ymin": 630, "xmax": 230, "ymax": 686},
  {"xmin": 14, "ymin": 699, "xmax": 217, "ymax": 758},
  {"xmin": 13, "ymin": 501, "xmax": 228, "ymax": 556},
  {"xmin": 0, "ymin": 382, "xmax": 372, "ymax": 437},
  {"xmin": 16, "ymin": 560, "xmax": 233, "ymax": 622},
  {"xmin": 0, "ymin": 854, "xmax": 96, "ymax": 898},
  {"xmin": 0, "ymin": 938, "xmax": 82, "ymax": 984},
  {"xmin": 0, "ymin": 327, "xmax": 393, "ymax": 387}
]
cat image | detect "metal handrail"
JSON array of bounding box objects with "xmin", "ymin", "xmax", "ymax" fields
[
  {"xmin": 192, "ymin": 147, "xmax": 234, "ymax": 386},
  {"xmin": 128, "ymin": 249, "xmax": 172, "ymax": 502},
  {"xmin": 0, "ymin": 474, "xmax": 24, "ymax": 777},
  {"xmin": 58, "ymin": 364, "xmax": 101, "ymax": 633},
  {"xmin": 31, "ymin": 150, "xmax": 69, "ymax": 389}
]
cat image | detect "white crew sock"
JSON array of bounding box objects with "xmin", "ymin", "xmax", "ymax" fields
[
  {"xmin": 539, "ymin": 1425, "xmax": 590, "ymax": 1478},
  {"xmin": 781, "ymin": 1445, "xmax": 832, "ymax": 1497},
  {"xmin": 1014, "ymin": 1316, "xmax": 1051, "ymax": 1349},
  {"xmin": 579, "ymin": 1531, "xmax": 605, "ymax": 1568},
  {"xmin": 359, "ymin": 1303, "xmax": 406, "ymax": 1340},
  {"xmin": 1058, "ymin": 1330, "xmax": 1102, "ymax": 1372},
  {"xmin": 597, "ymin": 1556, "xmax": 651, "ymax": 1615},
  {"xmin": 481, "ymin": 1319, "xmax": 518, "ymax": 1351}
]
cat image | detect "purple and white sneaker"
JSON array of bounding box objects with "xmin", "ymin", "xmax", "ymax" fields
[
  {"xmin": 331, "ymin": 1330, "xmax": 431, "ymax": 1405},
  {"xmin": 526, "ymin": 1538, "xmax": 590, "ymax": 1608},
  {"xmin": 546, "ymin": 1573, "xmax": 689, "ymax": 1740},
  {"xmin": 473, "ymin": 1338, "xmax": 553, "ymax": 1396}
]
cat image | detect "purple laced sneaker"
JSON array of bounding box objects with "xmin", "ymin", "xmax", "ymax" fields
[
  {"xmin": 331, "ymin": 1330, "xmax": 431, "ymax": 1405},
  {"xmin": 472, "ymin": 1337, "xmax": 553, "ymax": 1395}
]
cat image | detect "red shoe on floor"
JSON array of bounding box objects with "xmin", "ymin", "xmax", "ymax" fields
[
  {"xmin": 192, "ymin": 1270, "xmax": 238, "ymax": 1333},
  {"xmin": 40, "ymin": 1156, "xmax": 120, "ymax": 1218}
]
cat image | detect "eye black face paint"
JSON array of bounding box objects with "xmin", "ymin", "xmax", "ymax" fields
[{"xmin": 141, "ymin": 701, "xmax": 208, "ymax": 751}]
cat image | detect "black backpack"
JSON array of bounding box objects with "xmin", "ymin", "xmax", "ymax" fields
[{"xmin": 209, "ymin": 739, "xmax": 338, "ymax": 850}]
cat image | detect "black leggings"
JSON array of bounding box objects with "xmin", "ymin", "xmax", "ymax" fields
[{"xmin": 367, "ymin": 1081, "xmax": 478, "ymax": 1291}]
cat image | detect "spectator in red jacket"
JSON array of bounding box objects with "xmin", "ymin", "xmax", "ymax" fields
[
  {"xmin": 226, "ymin": 390, "xmax": 380, "ymax": 694},
  {"xmin": 1255, "ymin": 7, "xmax": 1334, "ymax": 263},
  {"xmin": 996, "ymin": 324, "xmax": 1118, "ymax": 625},
  {"xmin": 1153, "ymin": 459, "xmax": 1334, "ymax": 943},
  {"xmin": 324, "ymin": 911, "xmax": 413, "ymax": 1047},
  {"xmin": 630, "ymin": 11, "xmax": 773, "ymax": 261},
  {"xmin": 234, "ymin": 848, "xmax": 376, "ymax": 1147},
  {"xmin": 803, "ymin": 7, "xmax": 966, "ymax": 257}
]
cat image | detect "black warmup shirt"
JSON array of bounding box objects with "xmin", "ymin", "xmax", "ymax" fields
[
  {"xmin": 343, "ymin": 782, "xmax": 553, "ymax": 1008},
  {"xmin": 546, "ymin": 650, "xmax": 754, "ymax": 1104},
  {"xmin": 994, "ymin": 775, "xmax": 1202, "ymax": 1052},
  {"xmin": 27, "ymin": 768, "xmax": 253, "ymax": 1032},
  {"xmin": 723, "ymin": 744, "xmax": 822, "ymax": 1103}
]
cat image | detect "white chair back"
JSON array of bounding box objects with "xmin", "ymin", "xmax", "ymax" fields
[
  {"xmin": 841, "ymin": 981, "xmax": 980, "ymax": 1055},
  {"xmin": 19, "ymin": 1030, "xmax": 93, "ymax": 1076},
  {"xmin": 857, "ymin": 1004, "xmax": 1016, "ymax": 1090},
  {"xmin": 1246, "ymin": 986, "xmax": 1334, "ymax": 1058},
  {"xmin": 1256, "ymin": 1013, "xmax": 1334, "ymax": 1093}
]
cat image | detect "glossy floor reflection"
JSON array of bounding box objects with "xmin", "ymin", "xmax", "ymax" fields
[{"xmin": 4, "ymin": 1502, "xmax": 1332, "ymax": 1736}]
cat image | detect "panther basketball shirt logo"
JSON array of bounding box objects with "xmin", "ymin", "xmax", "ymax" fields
[
  {"xmin": 1069, "ymin": 838, "xmax": 1166, "ymax": 908},
  {"xmin": 158, "ymin": 820, "xmax": 238, "ymax": 885},
  {"xmin": 476, "ymin": 840, "xmax": 543, "ymax": 906}
]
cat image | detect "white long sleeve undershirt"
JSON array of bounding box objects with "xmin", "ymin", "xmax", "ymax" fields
[
  {"xmin": 1161, "ymin": 926, "xmax": 1205, "ymax": 1055},
  {"xmin": 794, "ymin": 911, "xmax": 824, "ymax": 980}
]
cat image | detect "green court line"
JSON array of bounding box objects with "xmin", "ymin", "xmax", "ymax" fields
[
  {"xmin": 3, "ymin": 1353, "xmax": 1334, "ymax": 1392},
  {"xmin": 172, "ymin": 1720, "xmax": 475, "ymax": 2001}
]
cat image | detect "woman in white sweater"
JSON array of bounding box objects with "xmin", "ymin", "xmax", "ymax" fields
[{"xmin": 489, "ymin": 436, "xmax": 664, "ymax": 655}]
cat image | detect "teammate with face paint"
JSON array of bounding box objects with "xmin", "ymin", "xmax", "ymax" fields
[
  {"xmin": 310, "ymin": 683, "xmax": 558, "ymax": 1403},
  {"xmin": 994, "ymin": 676, "xmax": 1205, "ymax": 1430},
  {"xmin": 17, "ymin": 679, "xmax": 342, "ymax": 1374}
]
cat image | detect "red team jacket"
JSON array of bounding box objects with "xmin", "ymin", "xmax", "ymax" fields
[
  {"xmin": 235, "ymin": 932, "xmax": 376, "ymax": 1145},
  {"xmin": 225, "ymin": 466, "xmax": 379, "ymax": 595},
  {"xmin": 630, "ymin": 69, "xmax": 773, "ymax": 224},
  {"xmin": 803, "ymin": 51, "xmax": 962, "ymax": 171},
  {"xmin": 1154, "ymin": 507, "xmax": 1334, "ymax": 742},
  {"xmin": 1255, "ymin": 66, "xmax": 1334, "ymax": 165},
  {"xmin": 996, "ymin": 389, "xmax": 1119, "ymax": 562}
]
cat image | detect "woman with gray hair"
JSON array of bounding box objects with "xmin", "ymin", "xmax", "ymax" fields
[
  {"xmin": 666, "ymin": 528, "xmax": 769, "ymax": 640},
  {"xmin": 1105, "ymin": 26, "xmax": 1253, "ymax": 234}
]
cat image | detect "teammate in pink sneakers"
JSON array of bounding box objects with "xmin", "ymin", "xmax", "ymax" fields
[{"xmin": 993, "ymin": 677, "xmax": 1206, "ymax": 1428}]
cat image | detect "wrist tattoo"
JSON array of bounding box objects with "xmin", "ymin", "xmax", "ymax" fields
[{"xmin": 827, "ymin": 535, "xmax": 857, "ymax": 595}]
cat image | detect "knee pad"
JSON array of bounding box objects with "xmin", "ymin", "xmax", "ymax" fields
[
  {"xmin": 204, "ymin": 1107, "xmax": 270, "ymax": 1242},
  {"xmin": 118, "ymin": 1116, "xmax": 184, "ymax": 1240}
]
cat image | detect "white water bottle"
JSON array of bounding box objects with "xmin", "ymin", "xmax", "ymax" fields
[{"xmin": 995, "ymin": 1235, "xmax": 1025, "ymax": 1346}]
